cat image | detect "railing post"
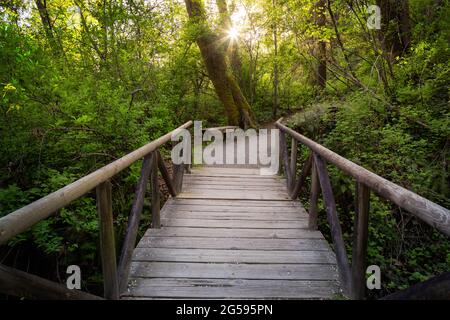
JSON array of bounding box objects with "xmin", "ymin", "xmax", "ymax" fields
[
  {"xmin": 313, "ymin": 153, "xmax": 352, "ymax": 296},
  {"xmin": 280, "ymin": 131, "xmax": 292, "ymax": 190},
  {"xmin": 290, "ymin": 138, "xmax": 298, "ymax": 189},
  {"xmin": 151, "ymin": 152, "xmax": 161, "ymax": 228},
  {"xmin": 351, "ymin": 182, "xmax": 370, "ymax": 300},
  {"xmin": 96, "ymin": 180, "xmax": 119, "ymax": 300},
  {"xmin": 156, "ymin": 150, "xmax": 177, "ymax": 197},
  {"xmin": 309, "ymin": 157, "xmax": 319, "ymax": 230},
  {"xmin": 117, "ymin": 154, "xmax": 153, "ymax": 293}
]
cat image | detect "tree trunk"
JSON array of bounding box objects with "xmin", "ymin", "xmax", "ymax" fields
[
  {"xmin": 184, "ymin": 0, "xmax": 256, "ymax": 129},
  {"xmin": 377, "ymin": 0, "xmax": 412, "ymax": 60},
  {"xmin": 272, "ymin": 0, "xmax": 279, "ymax": 118},
  {"xmin": 35, "ymin": 0, "xmax": 61, "ymax": 55},
  {"xmin": 216, "ymin": 0, "xmax": 244, "ymax": 88},
  {"xmin": 315, "ymin": 0, "xmax": 327, "ymax": 90}
]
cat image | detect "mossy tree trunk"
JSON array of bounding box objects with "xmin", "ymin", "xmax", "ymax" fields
[{"xmin": 184, "ymin": 0, "xmax": 256, "ymax": 129}]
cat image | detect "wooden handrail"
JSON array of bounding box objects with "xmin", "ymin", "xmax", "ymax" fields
[
  {"xmin": 276, "ymin": 118, "xmax": 450, "ymax": 299},
  {"xmin": 0, "ymin": 121, "xmax": 192, "ymax": 245},
  {"xmin": 276, "ymin": 119, "xmax": 450, "ymax": 237}
]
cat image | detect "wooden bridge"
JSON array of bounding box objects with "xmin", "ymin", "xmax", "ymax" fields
[{"xmin": 0, "ymin": 120, "xmax": 449, "ymax": 300}]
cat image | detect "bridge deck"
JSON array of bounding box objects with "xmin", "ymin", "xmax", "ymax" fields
[{"xmin": 122, "ymin": 166, "xmax": 341, "ymax": 299}]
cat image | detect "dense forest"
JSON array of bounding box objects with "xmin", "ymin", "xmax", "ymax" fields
[{"xmin": 0, "ymin": 0, "xmax": 449, "ymax": 299}]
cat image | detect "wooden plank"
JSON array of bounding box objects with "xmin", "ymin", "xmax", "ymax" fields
[
  {"xmin": 137, "ymin": 236, "xmax": 330, "ymax": 251},
  {"xmin": 351, "ymin": 182, "xmax": 370, "ymax": 300},
  {"xmin": 0, "ymin": 264, "xmax": 103, "ymax": 300},
  {"xmin": 122, "ymin": 278, "xmax": 340, "ymax": 299},
  {"xmin": 161, "ymin": 210, "xmax": 307, "ymax": 221},
  {"xmin": 118, "ymin": 154, "xmax": 153, "ymax": 293},
  {"xmin": 190, "ymin": 167, "xmax": 263, "ymax": 175},
  {"xmin": 144, "ymin": 227, "xmax": 323, "ymax": 239},
  {"xmin": 178, "ymin": 190, "xmax": 290, "ymax": 200},
  {"xmin": 160, "ymin": 218, "xmax": 308, "ymax": 229},
  {"xmin": 182, "ymin": 184, "xmax": 287, "ymax": 192},
  {"xmin": 163, "ymin": 205, "xmax": 306, "ymax": 214},
  {"xmin": 183, "ymin": 176, "xmax": 286, "ymax": 184},
  {"xmin": 167, "ymin": 198, "xmax": 304, "ymax": 207},
  {"xmin": 129, "ymin": 262, "xmax": 339, "ymax": 281},
  {"xmin": 96, "ymin": 181, "xmax": 119, "ymax": 300},
  {"xmin": 132, "ymin": 248, "xmax": 336, "ymax": 264}
]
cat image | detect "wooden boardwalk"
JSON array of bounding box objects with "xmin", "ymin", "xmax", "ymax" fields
[{"xmin": 123, "ymin": 166, "xmax": 341, "ymax": 299}]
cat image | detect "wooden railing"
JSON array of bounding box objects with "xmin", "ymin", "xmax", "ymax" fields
[
  {"xmin": 0, "ymin": 121, "xmax": 193, "ymax": 299},
  {"xmin": 275, "ymin": 119, "xmax": 450, "ymax": 299}
]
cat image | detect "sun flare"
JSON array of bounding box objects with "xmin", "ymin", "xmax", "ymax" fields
[{"xmin": 227, "ymin": 26, "xmax": 240, "ymax": 40}]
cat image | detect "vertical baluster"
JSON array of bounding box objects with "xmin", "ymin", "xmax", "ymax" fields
[
  {"xmin": 280, "ymin": 131, "xmax": 292, "ymax": 189},
  {"xmin": 290, "ymin": 139, "xmax": 298, "ymax": 190},
  {"xmin": 96, "ymin": 180, "xmax": 119, "ymax": 300},
  {"xmin": 351, "ymin": 182, "xmax": 370, "ymax": 299},
  {"xmin": 309, "ymin": 157, "xmax": 320, "ymax": 230},
  {"xmin": 151, "ymin": 152, "xmax": 161, "ymax": 228}
]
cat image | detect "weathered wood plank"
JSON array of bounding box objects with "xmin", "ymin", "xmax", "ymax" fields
[
  {"xmin": 144, "ymin": 227, "xmax": 323, "ymax": 239},
  {"xmin": 163, "ymin": 205, "xmax": 306, "ymax": 214},
  {"xmin": 161, "ymin": 210, "xmax": 307, "ymax": 221},
  {"xmin": 160, "ymin": 218, "xmax": 308, "ymax": 229},
  {"xmin": 137, "ymin": 236, "xmax": 330, "ymax": 251},
  {"xmin": 132, "ymin": 248, "xmax": 336, "ymax": 264},
  {"xmin": 129, "ymin": 262, "xmax": 339, "ymax": 281},
  {"xmin": 178, "ymin": 189, "xmax": 291, "ymax": 200},
  {"xmin": 122, "ymin": 278, "xmax": 340, "ymax": 299},
  {"xmin": 167, "ymin": 198, "xmax": 304, "ymax": 207},
  {"xmin": 191, "ymin": 167, "xmax": 263, "ymax": 176}
]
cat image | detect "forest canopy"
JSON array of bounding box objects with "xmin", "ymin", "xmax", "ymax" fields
[{"xmin": 0, "ymin": 0, "xmax": 449, "ymax": 298}]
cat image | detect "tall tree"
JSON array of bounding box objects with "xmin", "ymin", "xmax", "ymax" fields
[
  {"xmin": 272, "ymin": 0, "xmax": 279, "ymax": 117},
  {"xmin": 315, "ymin": 0, "xmax": 327, "ymax": 90},
  {"xmin": 377, "ymin": 0, "xmax": 412, "ymax": 61},
  {"xmin": 216, "ymin": 0, "xmax": 244, "ymax": 88},
  {"xmin": 184, "ymin": 0, "xmax": 256, "ymax": 128}
]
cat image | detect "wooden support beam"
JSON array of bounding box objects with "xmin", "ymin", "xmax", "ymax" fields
[
  {"xmin": 290, "ymin": 154, "xmax": 313, "ymax": 199},
  {"xmin": 157, "ymin": 150, "xmax": 177, "ymax": 197},
  {"xmin": 0, "ymin": 263, "xmax": 103, "ymax": 300},
  {"xmin": 172, "ymin": 163, "xmax": 185, "ymax": 194},
  {"xmin": 117, "ymin": 154, "xmax": 153, "ymax": 293},
  {"xmin": 151, "ymin": 152, "xmax": 161, "ymax": 228},
  {"xmin": 290, "ymin": 139, "xmax": 298, "ymax": 189},
  {"xmin": 313, "ymin": 153, "xmax": 352, "ymax": 296},
  {"xmin": 351, "ymin": 182, "xmax": 370, "ymax": 300},
  {"xmin": 96, "ymin": 181, "xmax": 119, "ymax": 300},
  {"xmin": 308, "ymin": 158, "xmax": 320, "ymax": 230},
  {"xmin": 280, "ymin": 131, "xmax": 292, "ymax": 190}
]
